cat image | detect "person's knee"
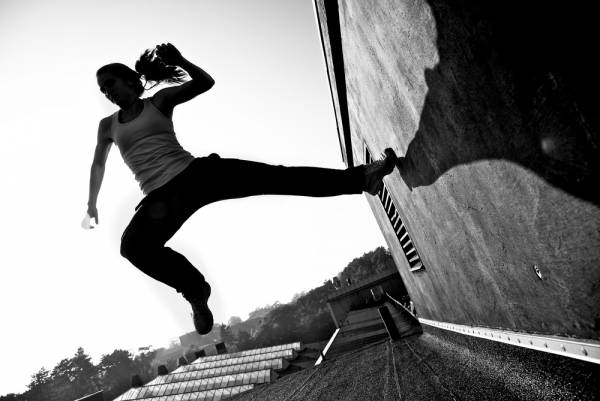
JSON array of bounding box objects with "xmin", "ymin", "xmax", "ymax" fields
[
  {"xmin": 120, "ymin": 233, "xmax": 144, "ymax": 263},
  {"xmin": 119, "ymin": 236, "xmax": 133, "ymax": 260}
]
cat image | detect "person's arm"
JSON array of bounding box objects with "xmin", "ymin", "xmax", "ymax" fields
[
  {"xmin": 152, "ymin": 43, "xmax": 215, "ymax": 115},
  {"xmin": 87, "ymin": 118, "xmax": 113, "ymax": 225}
]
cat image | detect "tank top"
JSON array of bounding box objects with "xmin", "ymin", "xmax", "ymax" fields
[{"xmin": 110, "ymin": 98, "xmax": 194, "ymax": 195}]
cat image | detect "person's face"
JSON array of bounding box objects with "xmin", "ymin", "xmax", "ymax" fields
[{"xmin": 97, "ymin": 72, "xmax": 137, "ymax": 107}]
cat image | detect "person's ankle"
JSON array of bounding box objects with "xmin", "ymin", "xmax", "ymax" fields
[{"xmin": 363, "ymin": 148, "xmax": 397, "ymax": 194}]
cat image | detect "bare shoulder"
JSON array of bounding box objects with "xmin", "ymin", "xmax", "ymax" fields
[
  {"xmin": 97, "ymin": 115, "xmax": 114, "ymax": 142},
  {"xmin": 99, "ymin": 115, "xmax": 113, "ymax": 129}
]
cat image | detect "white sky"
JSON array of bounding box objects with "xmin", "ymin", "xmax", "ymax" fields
[{"xmin": 0, "ymin": 0, "xmax": 386, "ymax": 394}]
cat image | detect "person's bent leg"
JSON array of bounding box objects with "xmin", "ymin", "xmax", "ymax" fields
[
  {"xmin": 120, "ymin": 201, "xmax": 205, "ymax": 294},
  {"xmin": 120, "ymin": 194, "xmax": 213, "ymax": 334}
]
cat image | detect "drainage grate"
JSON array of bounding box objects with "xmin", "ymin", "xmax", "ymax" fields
[{"xmin": 366, "ymin": 146, "xmax": 425, "ymax": 272}]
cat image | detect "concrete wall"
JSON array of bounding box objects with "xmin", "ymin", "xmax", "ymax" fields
[{"xmin": 316, "ymin": 0, "xmax": 600, "ymax": 338}]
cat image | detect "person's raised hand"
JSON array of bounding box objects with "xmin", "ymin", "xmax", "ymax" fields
[{"xmin": 155, "ymin": 43, "xmax": 183, "ymax": 66}]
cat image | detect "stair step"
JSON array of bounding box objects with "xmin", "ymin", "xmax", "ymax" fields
[
  {"xmin": 346, "ymin": 308, "xmax": 380, "ymax": 319},
  {"xmin": 339, "ymin": 323, "xmax": 386, "ymax": 338},
  {"xmin": 382, "ymin": 301, "xmax": 423, "ymax": 338},
  {"xmin": 327, "ymin": 332, "xmax": 389, "ymax": 357},
  {"xmin": 332, "ymin": 328, "xmax": 389, "ymax": 348},
  {"xmin": 344, "ymin": 313, "xmax": 382, "ymax": 326},
  {"xmin": 344, "ymin": 313, "xmax": 382, "ymax": 324}
]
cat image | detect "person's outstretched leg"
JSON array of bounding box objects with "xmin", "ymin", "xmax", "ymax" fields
[{"xmin": 188, "ymin": 148, "xmax": 398, "ymax": 203}]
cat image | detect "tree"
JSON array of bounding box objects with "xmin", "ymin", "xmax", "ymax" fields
[
  {"xmin": 248, "ymin": 302, "xmax": 280, "ymax": 319},
  {"xmin": 291, "ymin": 291, "xmax": 307, "ymax": 303},
  {"xmin": 25, "ymin": 367, "xmax": 52, "ymax": 401},
  {"xmin": 228, "ymin": 316, "xmax": 242, "ymax": 326},
  {"xmin": 132, "ymin": 350, "xmax": 158, "ymax": 383},
  {"xmin": 219, "ymin": 324, "xmax": 235, "ymax": 345},
  {"xmin": 98, "ymin": 350, "xmax": 135, "ymax": 400},
  {"xmin": 252, "ymin": 303, "xmax": 300, "ymax": 347},
  {"xmin": 50, "ymin": 347, "xmax": 99, "ymax": 400},
  {"xmin": 235, "ymin": 330, "xmax": 253, "ymax": 351},
  {"xmin": 342, "ymin": 247, "xmax": 396, "ymax": 283},
  {"xmin": 28, "ymin": 367, "xmax": 51, "ymax": 388},
  {"xmin": 0, "ymin": 394, "xmax": 24, "ymax": 401}
]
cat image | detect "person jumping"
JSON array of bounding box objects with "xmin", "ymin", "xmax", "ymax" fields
[{"xmin": 86, "ymin": 43, "xmax": 397, "ymax": 335}]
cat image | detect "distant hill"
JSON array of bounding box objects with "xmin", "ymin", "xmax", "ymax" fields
[
  {"xmin": 340, "ymin": 246, "xmax": 397, "ymax": 283},
  {"xmin": 225, "ymin": 247, "xmax": 396, "ymax": 351}
]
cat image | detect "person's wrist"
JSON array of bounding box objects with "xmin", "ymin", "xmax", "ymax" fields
[{"xmin": 176, "ymin": 56, "xmax": 188, "ymax": 67}]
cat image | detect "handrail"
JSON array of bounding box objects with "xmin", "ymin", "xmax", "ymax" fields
[
  {"xmin": 385, "ymin": 292, "xmax": 418, "ymax": 320},
  {"xmin": 314, "ymin": 328, "xmax": 341, "ymax": 366}
]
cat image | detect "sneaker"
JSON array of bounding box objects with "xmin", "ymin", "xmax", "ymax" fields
[
  {"xmin": 183, "ymin": 281, "xmax": 214, "ymax": 335},
  {"xmin": 363, "ymin": 148, "xmax": 398, "ymax": 195}
]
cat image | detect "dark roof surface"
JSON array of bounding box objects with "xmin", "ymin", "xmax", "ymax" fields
[{"xmin": 231, "ymin": 324, "xmax": 600, "ymax": 401}]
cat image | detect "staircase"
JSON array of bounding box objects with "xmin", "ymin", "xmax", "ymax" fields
[
  {"xmin": 325, "ymin": 297, "xmax": 422, "ymax": 359},
  {"xmin": 326, "ymin": 308, "xmax": 389, "ymax": 357}
]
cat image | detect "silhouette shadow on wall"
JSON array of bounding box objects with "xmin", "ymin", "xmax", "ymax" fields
[{"xmin": 398, "ymin": 0, "xmax": 600, "ymax": 206}]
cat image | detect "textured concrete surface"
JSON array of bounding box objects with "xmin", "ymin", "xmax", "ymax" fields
[
  {"xmin": 231, "ymin": 325, "xmax": 599, "ymax": 401},
  {"xmin": 316, "ymin": 0, "xmax": 600, "ymax": 339}
]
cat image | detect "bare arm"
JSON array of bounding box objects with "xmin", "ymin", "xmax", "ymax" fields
[
  {"xmin": 87, "ymin": 118, "xmax": 113, "ymax": 224},
  {"xmin": 152, "ymin": 43, "xmax": 215, "ymax": 116}
]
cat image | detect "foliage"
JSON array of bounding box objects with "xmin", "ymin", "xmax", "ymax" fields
[
  {"xmin": 235, "ymin": 330, "xmax": 252, "ymax": 349},
  {"xmin": 1, "ymin": 248, "xmax": 395, "ymax": 401},
  {"xmin": 247, "ymin": 302, "xmax": 280, "ymax": 319},
  {"xmin": 291, "ymin": 291, "xmax": 307, "ymax": 303},
  {"xmin": 0, "ymin": 394, "xmax": 24, "ymax": 401},
  {"xmin": 132, "ymin": 350, "xmax": 158, "ymax": 383},
  {"xmin": 219, "ymin": 324, "xmax": 235, "ymax": 345},
  {"xmin": 341, "ymin": 247, "xmax": 396, "ymax": 283},
  {"xmin": 2, "ymin": 347, "xmax": 161, "ymax": 401},
  {"xmin": 26, "ymin": 367, "xmax": 52, "ymax": 401},
  {"xmin": 225, "ymin": 247, "xmax": 394, "ymax": 351},
  {"xmin": 50, "ymin": 347, "xmax": 100, "ymax": 400},
  {"xmin": 98, "ymin": 350, "xmax": 135, "ymax": 400}
]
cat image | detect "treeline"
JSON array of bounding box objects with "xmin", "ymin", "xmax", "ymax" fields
[
  {"xmin": 0, "ymin": 347, "xmax": 159, "ymax": 401},
  {"xmin": 1, "ymin": 247, "xmax": 396, "ymax": 400},
  {"xmin": 219, "ymin": 246, "xmax": 396, "ymax": 351}
]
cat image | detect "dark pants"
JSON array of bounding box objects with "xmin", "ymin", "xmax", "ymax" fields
[{"xmin": 120, "ymin": 154, "xmax": 365, "ymax": 295}]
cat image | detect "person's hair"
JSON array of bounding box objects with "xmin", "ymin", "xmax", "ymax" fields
[{"xmin": 96, "ymin": 47, "xmax": 188, "ymax": 97}]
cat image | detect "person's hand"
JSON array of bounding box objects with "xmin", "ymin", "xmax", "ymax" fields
[
  {"xmin": 87, "ymin": 204, "xmax": 99, "ymax": 225},
  {"xmin": 155, "ymin": 43, "xmax": 183, "ymax": 66},
  {"xmin": 82, "ymin": 205, "xmax": 99, "ymax": 230}
]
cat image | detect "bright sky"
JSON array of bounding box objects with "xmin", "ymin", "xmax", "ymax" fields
[{"xmin": 0, "ymin": 0, "xmax": 386, "ymax": 395}]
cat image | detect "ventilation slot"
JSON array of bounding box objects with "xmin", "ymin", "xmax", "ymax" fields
[{"xmin": 365, "ymin": 146, "xmax": 425, "ymax": 272}]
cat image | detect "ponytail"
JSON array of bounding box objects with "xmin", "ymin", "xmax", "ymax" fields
[
  {"xmin": 135, "ymin": 48, "xmax": 188, "ymax": 91},
  {"xmin": 96, "ymin": 47, "xmax": 188, "ymax": 97}
]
